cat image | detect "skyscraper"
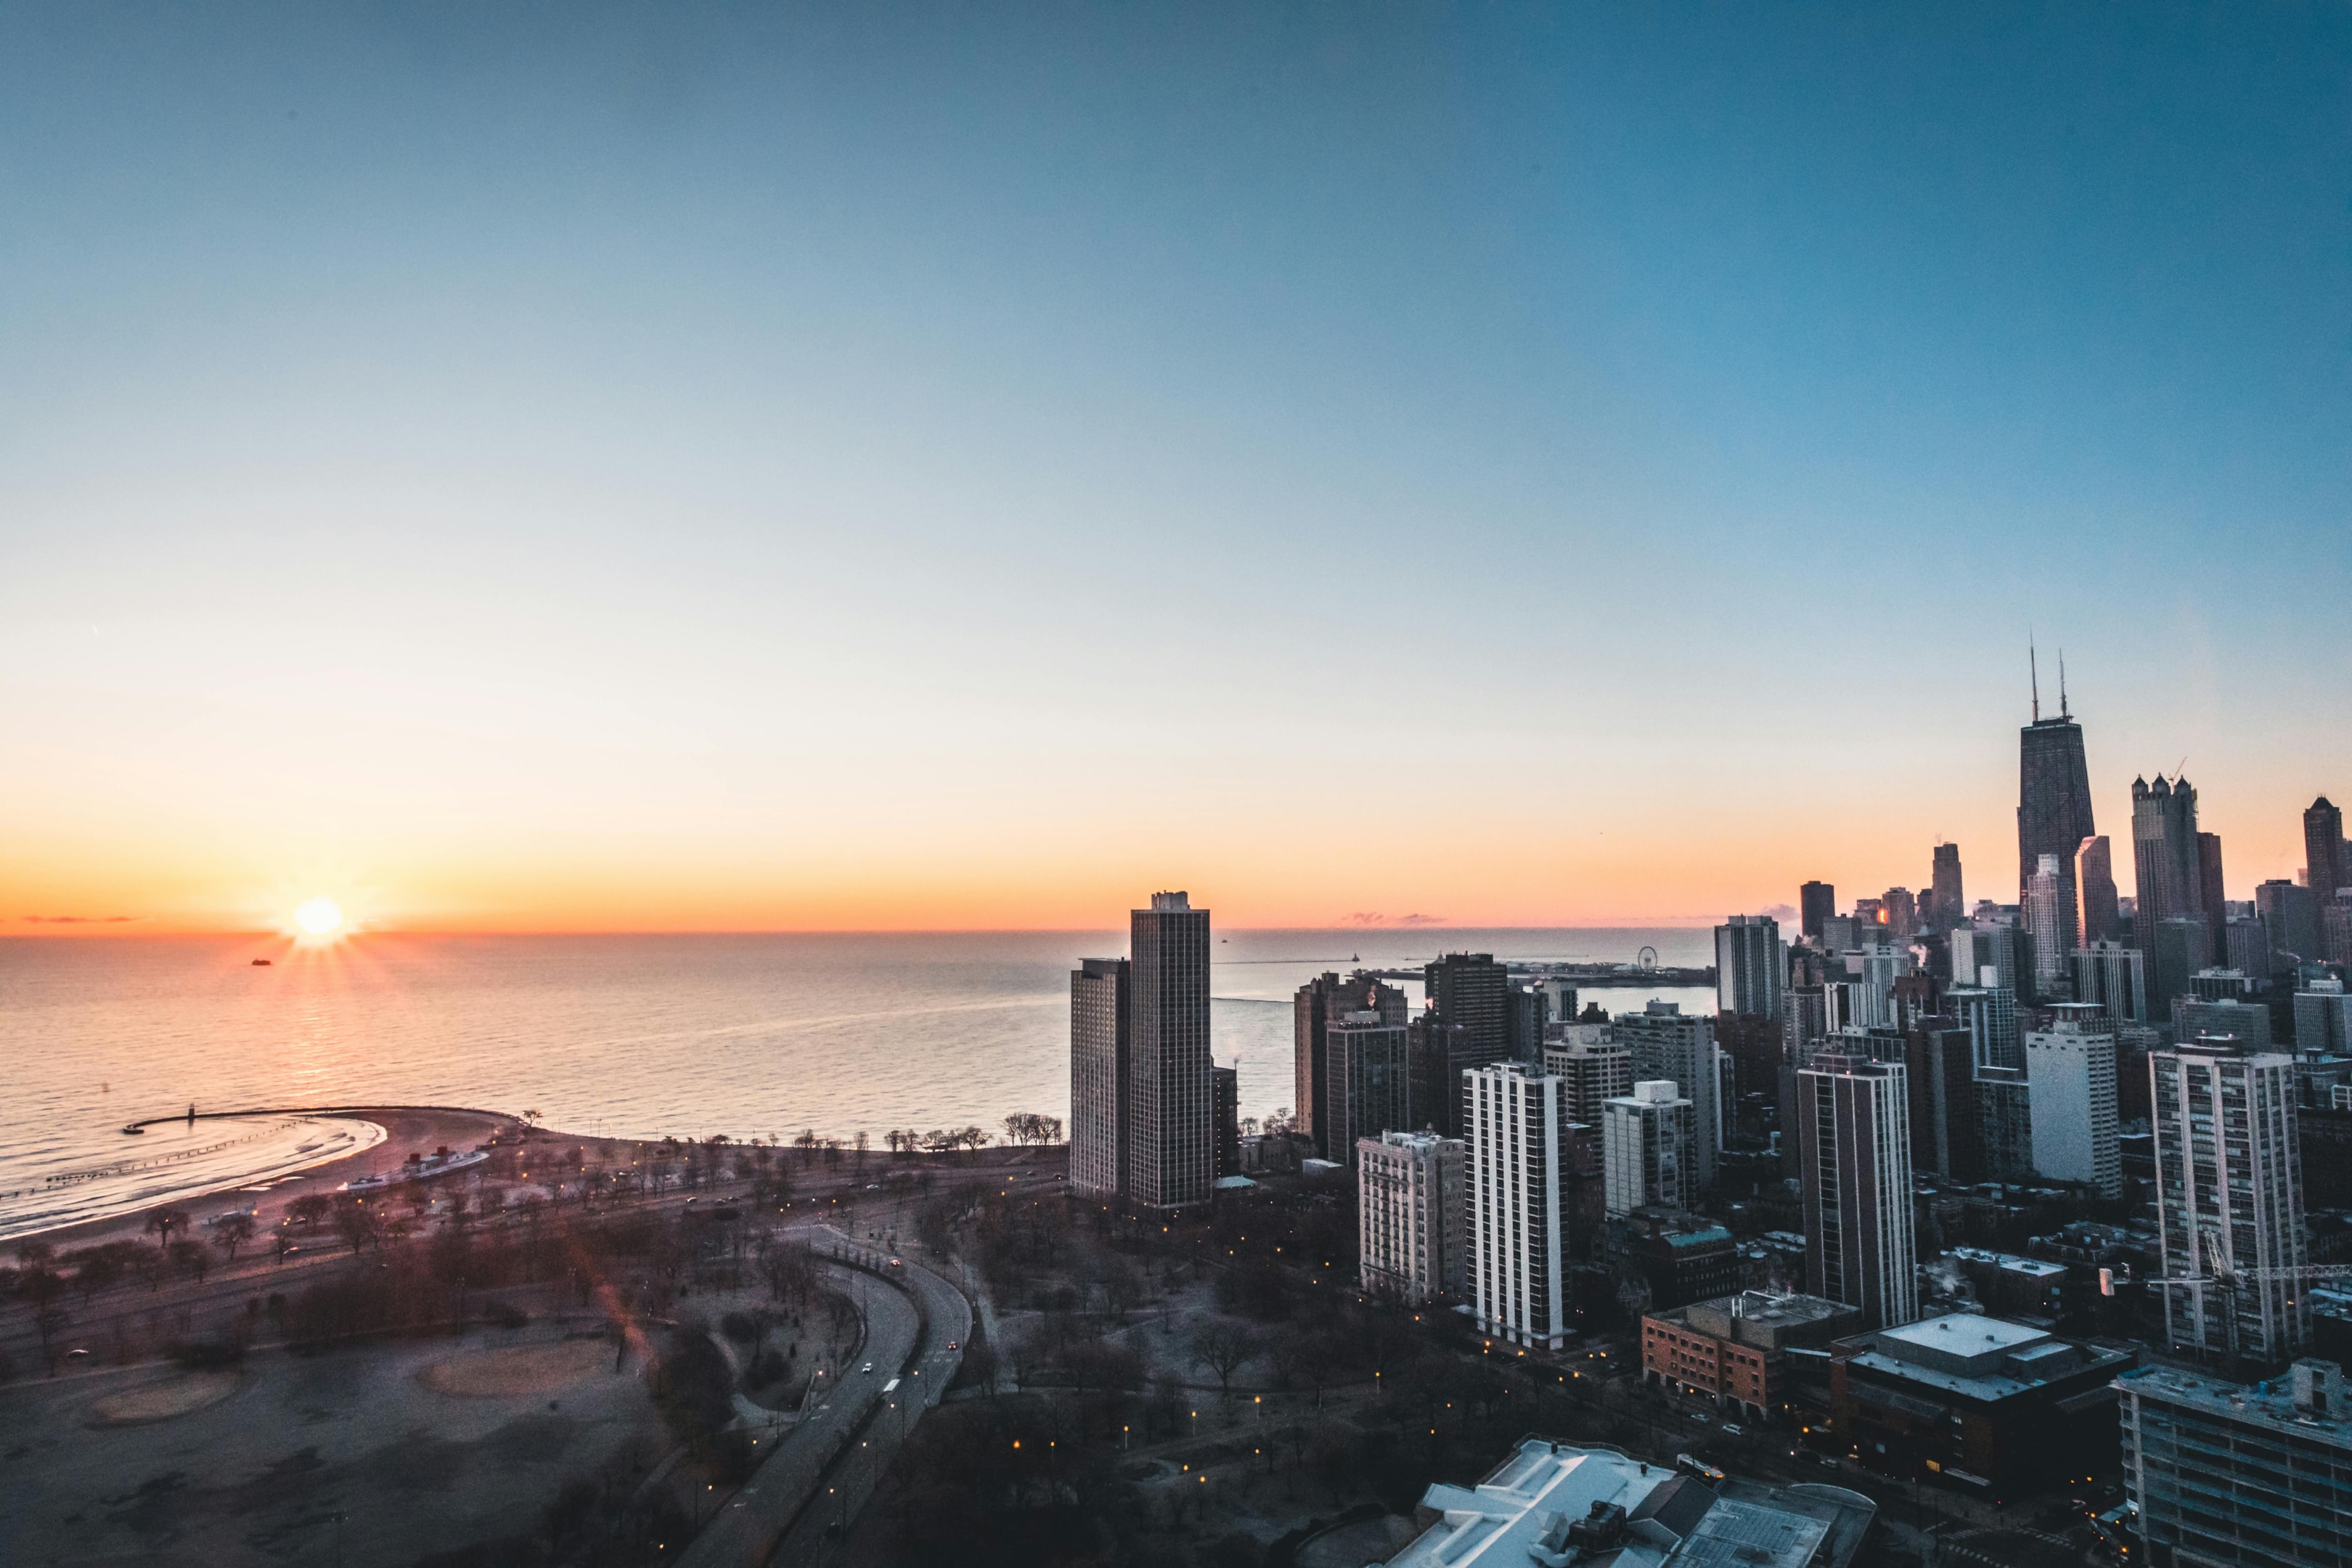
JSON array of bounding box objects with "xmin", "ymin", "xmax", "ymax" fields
[
  {"xmin": 1880, "ymin": 888, "xmax": 1918, "ymax": 940},
  {"xmin": 2132, "ymin": 775, "xmax": 2205, "ymax": 930},
  {"xmin": 2025, "ymin": 1003, "xmax": 2120, "ymax": 1198},
  {"xmin": 1068, "ymin": 957, "xmax": 1130, "ymax": 1199},
  {"xmin": 1903, "ymin": 1023, "xmax": 1981, "ymax": 1183},
  {"xmin": 1715, "ymin": 914, "xmax": 1785, "ymax": 1022},
  {"xmin": 1128, "ymin": 891, "xmax": 1213, "ymax": 1209},
  {"xmin": 1541, "ymin": 1027, "xmax": 1633, "ymax": 1127},
  {"xmin": 1465, "ymin": 1063, "xmax": 1569, "ymax": 1349},
  {"xmin": 1325, "ymin": 1009, "xmax": 1411, "ymax": 1165},
  {"xmin": 1425, "ymin": 953, "xmax": 1511, "ymax": 1061},
  {"xmin": 2257, "ymin": 878, "xmax": 2322, "ymax": 964},
  {"xmin": 2070, "ymin": 941, "xmax": 2149, "ymax": 1025},
  {"xmin": 1601, "ymin": 1080, "xmax": 1697, "ymax": 1217},
  {"xmin": 2149, "ymin": 916, "xmax": 2211, "ymax": 1016},
  {"xmin": 1797, "ymin": 1050, "xmax": 1917, "ymax": 1329},
  {"xmin": 1408, "ymin": 1013, "xmax": 1506, "ymax": 1142},
  {"xmin": 2018, "ymin": 672, "xmax": 2095, "ymax": 957},
  {"xmin": 1930, "ymin": 846, "xmax": 1963, "ymax": 933},
  {"xmin": 1614, "ymin": 1002, "xmax": 1722, "ymax": 1190},
  {"xmin": 1212, "ymin": 1065, "xmax": 1240, "ymax": 1180},
  {"xmin": 2077, "ymin": 836, "xmax": 2119, "ymax": 944},
  {"xmin": 2306, "ymin": 796, "xmax": 2348, "ymax": 902},
  {"xmin": 2151, "ymin": 1039, "xmax": 2307, "ymax": 1363},
  {"xmin": 1801, "ymin": 881, "xmax": 1837, "ymax": 945},
  {"xmin": 1294, "ymin": 971, "xmax": 1405, "ymax": 1160},
  {"xmin": 2197, "ymin": 831, "xmax": 2229, "ymax": 956},
  {"xmin": 2022, "ymin": 853, "xmax": 2071, "ymax": 999}
]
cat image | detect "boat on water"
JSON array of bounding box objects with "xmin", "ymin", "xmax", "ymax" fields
[
  {"xmin": 119, "ymin": 1124, "xmax": 145, "ymax": 1136},
  {"xmin": 251, "ymin": 958, "xmax": 272, "ymax": 966}
]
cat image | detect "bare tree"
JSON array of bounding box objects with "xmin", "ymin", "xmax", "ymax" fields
[
  {"xmin": 144, "ymin": 1207, "xmax": 190, "ymax": 1254},
  {"xmin": 1191, "ymin": 1323, "xmax": 1262, "ymax": 1402},
  {"xmin": 216, "ymin": 1213, "xmax": 256, "ymax": 1262}
]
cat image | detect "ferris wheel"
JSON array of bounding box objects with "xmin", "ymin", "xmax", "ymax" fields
[{"xmin": 1636, "ymin": 946, "xmax": 1659, "ymax": 972}]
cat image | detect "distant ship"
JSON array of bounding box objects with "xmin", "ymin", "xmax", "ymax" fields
[
  {"xmin": 120, "ymin": 1124, "xmax": 144, "ymax": 1136},
  {"xmin": 251, "ymin": 958, "xmax": 272, "ymax": 966}
]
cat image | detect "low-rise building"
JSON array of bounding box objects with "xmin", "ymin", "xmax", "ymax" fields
[
  {"xmin": 1622, "ymin": 1208, "xmax": 1744, "ymax": 1311},
  {"xmin": 1641, "ymin": 1291, "xmax": 1862, "ymax": 1424},
  {"xmin": 2118, "ymin": 1357, "xmax": 2352, "ymax": 1568},
  {"xmin": 1387, "ymin": 1437, "xmax": 1877, "ymax": 1568},
  {"xmin": 1948, "ymin": 1248, "xmax": 2067, "ymax": 1319},
  {"xmin": 1829, "ymin": 1312, "xmax": 2135, "ymax": 1496},
  {"xmin": 1357, "ymin": 1130, "xmax": 1464, "ymax": 1305}
]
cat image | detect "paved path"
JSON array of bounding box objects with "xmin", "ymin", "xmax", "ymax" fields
[{"xmin": 677, "ymin": 1230, "xmax": 969, "ymax": 1568}]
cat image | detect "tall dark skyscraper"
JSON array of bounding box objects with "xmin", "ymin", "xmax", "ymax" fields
[
  {"xmin": 2017, "ymin": 661, "xmax": 2095, "ymax": 957},
  {"xmin": 1425, "ymin": 952, "xmax": 1511, "ymax": 1059},
  {"xmin": 1800, "ymin": 881, "xmax": 1837, "ymax": 944},
  {"xmin": 1069, "ymin": 957, "xmax": 1130, "ymax": 1199},
  {"xmin": 2133, "ymin": 775, "xmax": 2205, "ymax": 931},
  {"xmin": 1293, "ymin": 971, "xmax": 1403, "ymax": 1159},
  {"xmin": 2078, "ymin": 835, "xmax": 2119, "ymax": 944},
  {"xmin": 1129, "ymin": 891, "xmax": 1212, "ymax": 1208},
  {"xmin": 1929, "ymin": 846, "xmax": 1962, "ymax": 931},
  {"xmin": 2196, "ymin": 831, "xmax": 2229, "ymax": 955},
  {"xmin": 2308, "ymin": 796, "xmax": 2348, "ymax": 902}
]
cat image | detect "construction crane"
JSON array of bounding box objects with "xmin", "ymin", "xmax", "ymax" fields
[{"xmin": 2102, "ymin": 1259, "xmax": 2352, "ymax": 1370}]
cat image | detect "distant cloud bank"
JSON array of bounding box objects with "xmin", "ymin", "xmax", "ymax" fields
[
  {"xmin": 20, "ymin": 914, "xmax": 142, "ymax": 924},
  {"xmin": 1344, "ymin": 912, "xmax": 1446, "ymax": 926}
]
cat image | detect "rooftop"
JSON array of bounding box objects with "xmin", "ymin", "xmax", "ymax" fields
[
  {"xmin": 1387, "ymin": 1438, "xmax": 1877, "ymax": 1568},
  {"xmin": 1844, "ymin": 1313, "xmax": 2133, "ymax": 1401},
  {"xmin": 2118, "ymin": 1360, "xmax": 2352, "ymax": 1449}
]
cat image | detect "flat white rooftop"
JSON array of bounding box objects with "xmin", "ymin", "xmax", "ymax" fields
[{"xmin": 1878, "ymin": 1313, "xmax": 2046, "ymax": 1357}]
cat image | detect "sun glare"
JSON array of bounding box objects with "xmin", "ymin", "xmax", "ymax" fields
[{"xmin": 293, "ymin": 897, "xmax": 347, "ymax": 939}]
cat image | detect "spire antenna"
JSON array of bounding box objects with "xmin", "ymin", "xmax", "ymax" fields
[
  {"xmin": 2059, "ymin": 650, "xmax": 2069, "ymax": 717},
  {"xmin": 2030, "ymin": 637, "xmax": 2040, "ymax": 722}
]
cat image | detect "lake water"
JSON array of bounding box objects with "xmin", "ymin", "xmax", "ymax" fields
[{"xmin": 0, "ymin": 926, "xmax": 1713, "ymax": 1232}]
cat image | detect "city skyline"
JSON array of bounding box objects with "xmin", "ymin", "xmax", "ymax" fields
[{"xmin": 5, "ymin": 7, "xmax": 2350, "ymax": 935}]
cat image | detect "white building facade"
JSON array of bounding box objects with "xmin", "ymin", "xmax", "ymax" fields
[
  {"xmin": 1466, "ymin": 1063, "xmax": 1569, "ymax": 1349},
  {"xmin": 2152, "ymin": 1041, "xmax": 2307, "ymax": 1363},
  {"xmin": 1601, "ymin": 1080, "xmax": 1696, "ymax": 1218},
  {"xmin": 2024, "ymin": 1002, "xmax": 2120, "ymax": 1197}
]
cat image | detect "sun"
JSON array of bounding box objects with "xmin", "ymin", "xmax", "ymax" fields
[{"xmin": 293, "ymin": 898, "xmax": 347, "ymax": 939}]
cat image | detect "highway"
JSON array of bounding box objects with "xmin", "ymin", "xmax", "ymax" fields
[{"xmin": 678, "ymin": 1228, "xmax": 970, "ymax": 1568}]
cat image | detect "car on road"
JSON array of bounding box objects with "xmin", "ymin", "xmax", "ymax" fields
[
  {"xmin": 1720, "ymin": 1423, "xmax": 1744, "ymax": 1437},
  {"xmin": 861, "ymin": 1362, "xmax": 874, "ymax": 1373},
  {"xmin": 889, "ymin": 1257, "xmax": 902, "ymax": 1267}
]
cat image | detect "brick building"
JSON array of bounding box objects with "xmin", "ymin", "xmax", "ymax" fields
[{"xmin": 1641, "ymin": 1291, "xmax": 1861, "ymax": 1424}]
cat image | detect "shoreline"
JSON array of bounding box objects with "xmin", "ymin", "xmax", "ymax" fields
[{"xmin": 7, "ymin": 1104, "xmax": 534, "ymax": 1249}]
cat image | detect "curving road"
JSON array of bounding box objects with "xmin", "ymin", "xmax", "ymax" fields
[{"xmin": 677, "ymin": 1228, "xmax": 969, "ymax": 1568}]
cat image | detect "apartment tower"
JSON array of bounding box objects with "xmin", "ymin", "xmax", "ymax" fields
[
  {"xmin": 2151, "ymin": 1039, "xmax": 2307, "ymax": 1363},
  {"xmin": 1128, "ymin": 891, "xmax": 1213, "ymax": 1209},
  {"xmin": 1068, "ymin": 957, "xmax": 1130, "ymax": 1199},
  {"xmin": 1797, "ymin": 1050, "xmax": 1917, "ymax": 1329},
  {"xmin": 1465, "ymin": 1063, "xmax": 1569, "ymax": 1349}
]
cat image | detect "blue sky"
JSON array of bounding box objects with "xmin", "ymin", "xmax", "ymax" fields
[{"xmin": 2, "ymin": 4, "xmax": 2347, "ymax": 929}]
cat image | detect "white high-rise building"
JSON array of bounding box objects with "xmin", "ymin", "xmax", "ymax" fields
[
  {"xmin": 1613, "ymin": 1003, "xmax": 1722, "ymax": 1191},
  {"xmin": 2152, "ymin": 1040, "xmax": 2307, "ymax": 1363},
  {"xmin": 2025, "ymin": 1002, "xmax": 2120, "ymax": 1197},
  {"xmin": 1465, "ymin": 1063, "xmax": 1569, "ymax": 1350},
  {"xmin": 1601, "ymin": 1080, "xmax": 1696, "ymax": 1217},
  {"xmin": 2022, "ymin": 853, "xmax": 2071, "ymax": 997},
  {"xmin": 1357, "ymin": 1130, "xmax": 1465, "ymax": 1305},
  {"xmin": 1797, "ymin": 1050, "xmax": 1916, "ymax": 1329}
]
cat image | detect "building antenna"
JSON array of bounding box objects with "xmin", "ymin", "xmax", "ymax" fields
[
  {"xmin": 2030, "ymin": 637, "xmax": 2040, "ymax": 722},
  {"xmin": 2059, "ymin": 650, "xmax": 2068, "ymax": 717}
]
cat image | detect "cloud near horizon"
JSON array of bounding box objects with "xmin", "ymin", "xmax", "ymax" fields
[{"xmin": 20, "ymin": 914, "xmax": 143, "ymax": 924}]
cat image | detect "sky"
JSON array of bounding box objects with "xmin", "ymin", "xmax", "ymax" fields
[{"xmin": 2, "ymin": 4, "xmax": 2348, "ymax": 935}]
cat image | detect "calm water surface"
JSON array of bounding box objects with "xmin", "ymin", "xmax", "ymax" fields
[{"xmin": 0, "ymin": 927, "xmax": 1712, "ymax": 1217}]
